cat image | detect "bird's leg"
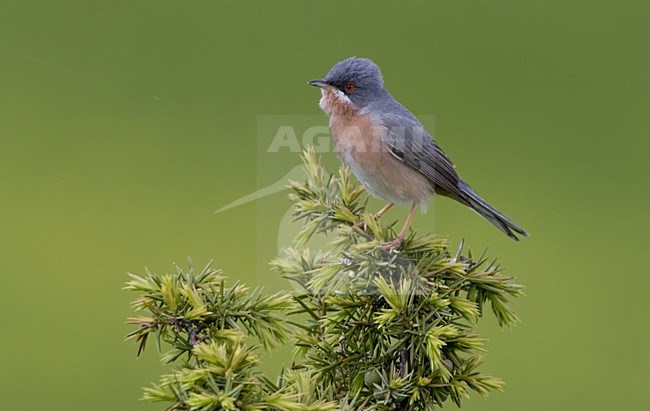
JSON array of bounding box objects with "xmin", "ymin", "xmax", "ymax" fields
[
  {"xmin": 380, "ymin": 202, "xmax": 418, "ymax": 251},
  {"xmin": 375, "ymin": 202, "xmax": 395, "ymax": 220},
  {"xmin": 354, "ymin": 202, "xmax": 394, "ymax": 233}
]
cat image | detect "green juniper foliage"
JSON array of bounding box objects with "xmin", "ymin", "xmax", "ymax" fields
[{"xmin": 126, "ymin": 147, "xmax": 523, "ymax": 410}]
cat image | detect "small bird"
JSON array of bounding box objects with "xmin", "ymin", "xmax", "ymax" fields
[{"xmin": 308, "ymin": 57, "xmax": 527, "ymax": 249}]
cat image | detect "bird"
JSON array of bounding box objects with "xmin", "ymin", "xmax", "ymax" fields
[{"xmin": 308, "ymin": 57, "xmax": 527, "ymax": 249}]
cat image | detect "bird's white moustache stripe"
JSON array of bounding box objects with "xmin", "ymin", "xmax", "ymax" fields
[{"xmin": 319, "ymin": 88, "xmax": 354, "ymax": 114}]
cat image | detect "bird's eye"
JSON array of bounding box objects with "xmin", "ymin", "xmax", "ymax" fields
[{"xmin": 343, "ymin": 81, "xmax": 356, "ymax": 94}]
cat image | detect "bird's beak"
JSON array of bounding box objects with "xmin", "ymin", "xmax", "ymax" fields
[{"xmin": 308, "ymin": 79, "xmax": 332, "ymax": 89}]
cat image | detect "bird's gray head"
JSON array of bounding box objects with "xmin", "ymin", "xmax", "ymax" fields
[{"xmin": 308, "ymin": 57, "xmax": 386, "ymax": 112}]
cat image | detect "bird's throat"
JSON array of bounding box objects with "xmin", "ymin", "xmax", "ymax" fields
[{"xmin": 319, "ymin": 89, "xmax": 358, "ymax": 117}]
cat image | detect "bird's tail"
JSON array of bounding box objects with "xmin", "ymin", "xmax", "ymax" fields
[{"xmin": 459, "ymin": 181, "xmax": 528, "ymax": 241}]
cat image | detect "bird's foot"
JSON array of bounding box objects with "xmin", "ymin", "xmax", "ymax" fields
[
  {"xmin": 378, "ymin": 236, "xmax": 404, "ymax": 252},
  {"xmin": 353, "ymin": 219, "xmax": 368, "ymax": 232},
  {"xmin": 352, "ymin": 220, "xmax": 375, "ymax": 240}
]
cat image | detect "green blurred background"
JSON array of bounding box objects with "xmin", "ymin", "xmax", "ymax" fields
[{"xmin": 1, "ymin": 1, "xmax": 648, "ymax": 409}]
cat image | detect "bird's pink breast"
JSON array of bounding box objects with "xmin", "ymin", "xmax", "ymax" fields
[{"xmin": 328, "ymin": 111, "xmax": 433, "ymax": 207}]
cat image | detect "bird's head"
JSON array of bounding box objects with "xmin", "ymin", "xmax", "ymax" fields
[{"xmin": 308, "ymin": 57, "xmax": 386, "ymax": 115}]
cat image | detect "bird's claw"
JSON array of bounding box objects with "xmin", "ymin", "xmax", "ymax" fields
[
  {"xmin": 352, "ymin": 220, "xmax": 375, "ymax": 240},
  {"xmin": 378, "ymin": 236, "xmax": 404, "ymax": 252},
  {"xmin": 353, "ymin": 220, "xmax": 368, "ymax": 232}
]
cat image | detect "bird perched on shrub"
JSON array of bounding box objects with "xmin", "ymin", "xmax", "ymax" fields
[{"xmin": 308, "ymin": 57, "xmax": 527, "ymax": 248}]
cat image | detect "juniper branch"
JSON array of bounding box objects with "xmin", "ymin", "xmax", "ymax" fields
[
  {"xmin": 125, "ymin": 147, "xmax": 523, "ymax": 411},
  {"xmin": 271, "ymin": 147, "xmax": 524, "ymax": 410}
]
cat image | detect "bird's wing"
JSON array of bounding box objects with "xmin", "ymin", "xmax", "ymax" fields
[{"xmin": 378, "ymin": 110, "xmax": 465, "ymax": 200}]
